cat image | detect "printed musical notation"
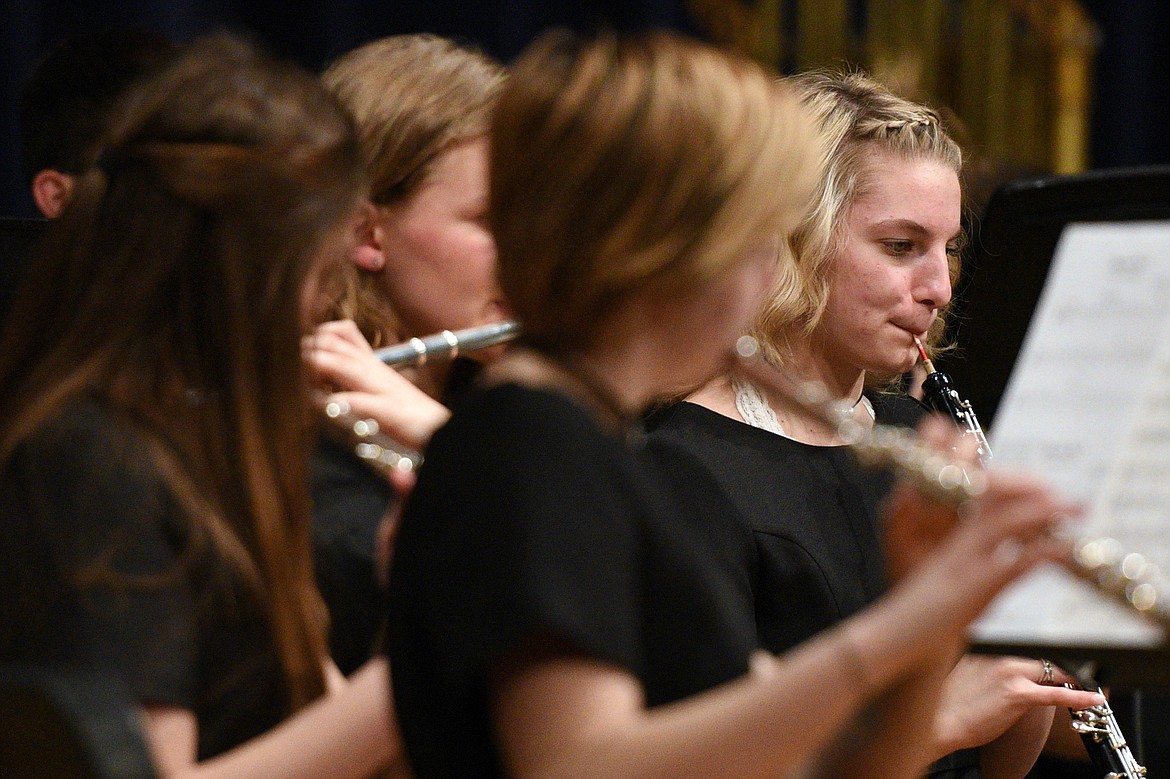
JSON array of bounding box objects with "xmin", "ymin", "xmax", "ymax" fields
[{"xmin": 973, "ymin": 221, "xmax": 1170, "ymax": 649}]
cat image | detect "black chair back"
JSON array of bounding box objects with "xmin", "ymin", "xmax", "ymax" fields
[{"xmin": 0, "ymin": 664, "xmax": 156, "ymax": 779}]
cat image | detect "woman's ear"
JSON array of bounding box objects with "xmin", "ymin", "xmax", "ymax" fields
[
  {"xmin": 31, "ymin": 169, "xmax": 76, "ymax": 219},
  {"xmin": 351, "ymin": 200, "xmax": 385, "ymax": 272}
]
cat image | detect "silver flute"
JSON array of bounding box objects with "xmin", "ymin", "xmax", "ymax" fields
[
  {"xmin": 732, "ymin": 335, "xmax": 1170, "ymax": 632},
  {"xmin": 320, "ymin": 321, "xmax": 521, "ymax": 474},
  {"xmin": 374, "ymin": 320, "xmax": 521, "ymax": 367},
  {"xmin": 321, "ymin": 398, "xmax": 423, "ymax": 473}
]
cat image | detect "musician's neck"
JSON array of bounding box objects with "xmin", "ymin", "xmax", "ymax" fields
[{"xmin": 785, "ymin": 340, "xmax": 867, "ymax": 406}]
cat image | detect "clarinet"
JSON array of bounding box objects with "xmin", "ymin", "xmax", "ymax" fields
[
  {"xmin": 1068, "ymin": 685, "xmax": 1147, "ymax": 778},
  {"xmin": 912, "ymin": 339, "xmax": 1147, "ymax": 778},
  {"xmin": 914, "ymin": 338, "xmax": 992, "ymax": 463}
]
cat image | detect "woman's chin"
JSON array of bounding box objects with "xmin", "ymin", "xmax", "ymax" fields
[{"xmin": 865, "ymin": 355, "xmax": 917, "ymax": 382}]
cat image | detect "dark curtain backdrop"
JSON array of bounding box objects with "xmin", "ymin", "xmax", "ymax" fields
[
  {"xmin": 1082, "ymin": 0, "xmax": 1170, "ymax": 169},
  {"xmin": 0, "ymin": 0, "xmax": 699, "ymax": 217},
  {"xmin": 1, "ymin": 0, "xmax": 1167, "ymax": 217}
]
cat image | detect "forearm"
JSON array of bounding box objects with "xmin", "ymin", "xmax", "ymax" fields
[
  {"xmin": 811, "ymin": 653, "xmax": 955, "ymax": 779},
  {"xmin": 657, "ymin": 627, "xmax": 914, "ymax": 778},
  {"xmin": 497, "ymin": 466, "xmax": 1080, "ymax": 778},
  {"xmin": 158, "ymin": 658, "xmax": 398, "ymax": 779},
  {"xmin": 496, "ymin": 609, "xmax": 954, "ymax": 779}
]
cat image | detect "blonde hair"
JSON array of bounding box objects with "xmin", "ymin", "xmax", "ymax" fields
[
  {"xmin": 320, "ymin": 34, "xmax": 505, "ymax": 344},
  {"xmin": 754, "ymin": 70, "xmax": 963, "ymax": 366},
  {"xmin": 492, "ymin": 29, "xmax": 820, "ymax": 353}
]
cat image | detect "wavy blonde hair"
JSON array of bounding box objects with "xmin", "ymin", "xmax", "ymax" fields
[{"xmin": 753, "ymin": 70, "xmax": 963, "ymax": 368}]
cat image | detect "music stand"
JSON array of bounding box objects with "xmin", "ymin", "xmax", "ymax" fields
[
  {"xmin": 954, "ymin": 168, "xmax": 1170, "ymax": 687},
  {"xmin": 948, "ymin": 166, "xmax": 1170, "ymax": 428}
]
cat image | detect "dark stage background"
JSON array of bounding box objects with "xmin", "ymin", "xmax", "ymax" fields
[
  {"xmin": 2, "ymin": 0, "xmax": 1169, "ymax": 219},
  {"xmin": 1, "ymin": 0, "xmax": 704, "ymax": 218}
]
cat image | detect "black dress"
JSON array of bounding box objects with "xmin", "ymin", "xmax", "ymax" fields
[
  {"xmin": 645, "ymin": 394, "xmax": 981, "ymax": 777},
  {"xmin": 0, "ymin": 400, "xmax": 289, "ymax": 760},
  {"xmin": 310, "ymin": 433, "xmax": 394, "ymax": 675},
  {"xmin": 386, "ymin": 383, "xmax": 759, "ymax": 777},
  {"xmin": 311, "ymin": 356, "xmax": 480, "ymax": 675}
]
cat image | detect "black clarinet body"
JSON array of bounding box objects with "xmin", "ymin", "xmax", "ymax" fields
[
  {"xmin": 914, "ymin": 341, "xmax": 1148, "ymax": 779},
  {"xmin": 919, "ymin": 366, "xmax": 994, "ymax": 464},
  {"xmin": 1070, "ymin": 687, "xmax": 1147, "ymax": 778}
]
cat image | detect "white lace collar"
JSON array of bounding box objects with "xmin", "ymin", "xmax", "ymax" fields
[{"xmin": 731, "ymin": 377, "xmax": 873, "ymax": 438}]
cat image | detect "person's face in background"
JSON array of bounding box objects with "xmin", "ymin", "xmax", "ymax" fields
[
  {"xmin": 816, "ymin": 148, "xmax": 960, "ymax": 379},
  {"xmin": 375, "ymin": 137, "xmax": 507, "ymax": 341}
]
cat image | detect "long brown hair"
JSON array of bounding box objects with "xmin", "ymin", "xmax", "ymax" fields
[{"xmin": 0, "ymin": 34, "xmax": 366, "ymax": 712}]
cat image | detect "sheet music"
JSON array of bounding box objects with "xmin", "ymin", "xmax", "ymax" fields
[
  {"xmin": 972, "ymin": 221, "xmax": 1170, "ymax": 648},
  {"xmin": 1090, "ymin": 332, "xmax": 1170, "ymax": 577}
]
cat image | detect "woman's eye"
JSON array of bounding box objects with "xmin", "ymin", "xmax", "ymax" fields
[{"xmin": 882, "ymin": 240, "xmax": 913, "ymax": 256}]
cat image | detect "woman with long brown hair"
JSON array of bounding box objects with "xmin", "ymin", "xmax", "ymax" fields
[{"xmin": 0, "ymin": 33, "xmax": 402, "ymax": 777}]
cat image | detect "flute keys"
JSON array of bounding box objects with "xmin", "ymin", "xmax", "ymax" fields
[
  {"xmin": 324, "ymin": 400, "xmax": 350, "ymax": 419},
  {"xmin": 936, "ymin": 463, "xmax": 966, "ymax": 491},
  {"xmin": 1130, "ymin": 582, "xmax": 1159, "ymax": 612},
  {"xmin": 352, "ymin": 418, "xmax": 378, "ymax": 437}
]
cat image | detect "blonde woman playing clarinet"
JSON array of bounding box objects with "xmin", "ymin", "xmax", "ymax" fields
[{"xmin": 644, "ymin": 71, "xmax": 1103, "ymax": 778}]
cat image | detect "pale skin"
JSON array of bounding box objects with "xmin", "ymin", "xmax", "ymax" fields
[
  {"xmin": 305, "ymin": 319, "xmax": 450, "ymax": 451},
  {"xmin": 481, "ymin": 245, "xmax": 1099, "ymax": 779},
  {"xmin": 306, "ymin": 137, "xmax": 505, "ymax": 445},
  {"xmin": 140, "ymin": 658, "xmax": 409, "ymax": 778},
  {"xmin": 300, "ymin": 208, "xmax": 449, "ymax": 451},
  {"xmin": 344, "ymin": 136, "xmax": 508, "ymax": 399},
  {"xmin": 31, "ymin": 168, "xmax": 75, "ymax": 218},
  {"xmin": 688, "ymin": 148, "xmax": 1101, "ymax": 777}
]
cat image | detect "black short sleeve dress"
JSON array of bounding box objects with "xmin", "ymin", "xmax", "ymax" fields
[
  {"xmin": 645, "ymin": 394, "xmax": 981, "ymax": 777},
  {"xmin": 386, "ymin": 383, "xmax": 759, "ymax": 777},
  {"xmin": 0, "ymin": 400, "xmax": 290, "ymax": 760}
]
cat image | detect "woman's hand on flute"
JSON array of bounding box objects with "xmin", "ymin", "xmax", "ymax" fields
[
  {"xmin": 874, "ymin": 416, "xmax": 1081, "ymax": 656},
  {"xmin": 304, "ymin": 319, "xmax": 451, "ymax": 450}
]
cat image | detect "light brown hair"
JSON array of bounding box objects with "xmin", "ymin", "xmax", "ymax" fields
[
  {"xmin": 320, "ymin": 34, "xmax": 505, "ymax": 344},
  {"xmin": 491, "ymin": 29, "xmax": 820, "ymax": 353}
]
